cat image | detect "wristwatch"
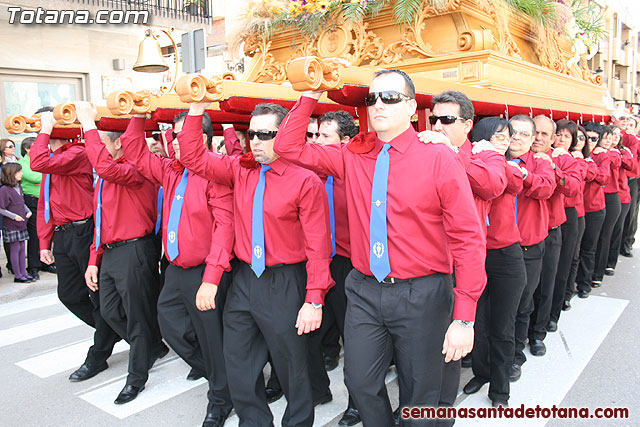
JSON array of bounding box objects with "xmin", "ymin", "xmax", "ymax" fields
[
  {"xmin": 455, "ymin": 320, "xmax": 474, "ymax": 328},
  {"xmin": 308, "ymin": 302, "xmax": 323, "ymax": 309}
]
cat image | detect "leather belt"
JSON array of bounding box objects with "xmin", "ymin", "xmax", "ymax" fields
[
  {"xmin": 54, "ymin": 218, "xmax": 90, "ymax": 232},
  {"xmin": 104, "ymin": 234, "xmax": 153, "ymax": 250}
]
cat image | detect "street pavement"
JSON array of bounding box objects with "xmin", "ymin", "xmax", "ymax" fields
[{"xmin": 0, "ymin": 244, "xmax": 638, "ymax": 426}]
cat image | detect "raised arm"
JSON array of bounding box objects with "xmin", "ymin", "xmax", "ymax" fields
[
  {"xmin": 274, "ymin": 94, "xmax": 345, "ymax": 178},
  {"xmin": 120, "ymin": 116, "xmax": 167, "ymax": 186},
  {"xmin": 222, "ymin": 125, "xmax": 244, "ymax": 156}
]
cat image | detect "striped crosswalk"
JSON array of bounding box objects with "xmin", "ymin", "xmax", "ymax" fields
[{"xmin": 0, "ymin": 289, "xmax": 629, "ymax": 426}]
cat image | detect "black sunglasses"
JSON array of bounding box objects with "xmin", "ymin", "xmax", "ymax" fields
[
  {"xmin": 306, "ymin": 132, "xmax": 320, "ymax": 139},
  {"xmin": 428, "ymin": 115, "xmax": 465, "ymax": 125},
  {"xmin": 171, "ymin": 131, "xmax": 178, "ymax": 140},
  {"xmin": 364, "ymin": 91, "xmax": 412, "ymax": 107},
  {"xmin": 151, "ymin": 133, "xmax": 161, "ymax": 142},
  {"xmin": 587, "ymin": 136, "xmax": 599, "ymax": 142},
  {"xmin": 248, "ymin": 129, "xmax": 278, "ymax": 141}
]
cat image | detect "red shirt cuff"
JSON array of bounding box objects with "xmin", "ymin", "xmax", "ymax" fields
[
  {"xmin": 203, "ymin": 265, "xmax": 223, "ymax": 285},
  {"xmin": 452, "ymin": 292, "xmax": 477, "ymax": 322}
]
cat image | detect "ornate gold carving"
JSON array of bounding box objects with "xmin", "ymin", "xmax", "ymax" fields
[
  {"xmin": 175, "ymin": 76, "xmax": 224, "ymax": 103},
  {"xmin": 53, "ymin": 103, "xmax": 79, "ymax": 125},
  {"xmin": 244, "ymin": 36, "xmax": 287, "ymax": 84},
  {"xmin": 286, "ymin": 56, "xmax": 344, "ymax": 91},
  {"xmin": 5, "ymin": 114, "xmax": 41, "ymax": 134},
  {"xmin": 457, "ymin": 29, "xmax": 495, "ymax": 52},
  {"xmin": 106, "ymin": 90, "xmax": 152, "ymax": 115},
  {"xmin": 460, "ymin": 61, "xmax": 481, "ymax": 81},
  {"xmin": 476, "ymin": 0, "xmax": 521, "ymax": 58}
]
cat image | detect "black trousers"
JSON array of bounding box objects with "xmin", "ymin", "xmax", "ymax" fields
[
  {"xmin": 24, "ymin": 194, "xmax": 41, "ymax": 270},
  {"xmin": 473, "ymin": 243, "xmax": 526, "ymax": 402},
  {"xmin": 344, "ymin": 269, "xmax": 454, "ymax": 427},
  {"xmin": 565, "ymin": 216, "xmax": 586, "ymax": 301},
  {"xmin": 622, "ymin": 177, "xmax": 639, "ymax": 251},
  {"xmin": 52, "ymin": 219, "xmax": 120, "ymax": 366},
  {"xmin": 576, "ymin": 209, "xmax": 606, "ymax": 292},
  {"xmin": 550, "ymin": 208, "xmax": 579, "ymax": 323},
  {"xmin": 594, "ymin": 193, "xmax": 621, "ymax": 281},
  {"xmin": 321, "ymin": 322, "xmax": 341, "ymax": 359},
  {"xmin": 162, "ymin": 264, "xmax": 233, "ymax": 416},
  {"xmin": 608, "ymin": 202, "xmax": 631, "ymax": 269},
  {"xmin": 99, "ymin": 236, "xmax": 162, "ymax": 387},
  {"xmin": 513, "ymin": 240, "xmax": 545, "ymax": 366},
  {"xmin": 529, "ymin": 227, "xmax": 562, "ymax": 341},
  {"xmin": 223, "ymin": 262, "xmax": 313, "ymax": 427}
]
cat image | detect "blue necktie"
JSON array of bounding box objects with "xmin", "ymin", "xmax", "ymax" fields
[
  {"xmin": 251, "ymin": 164, "xmax": 271, "ymax": 277},
  {"xmin": 155, "ymin": 187, "xmax": 163, "ymax": 234},
  {"xmin": 370, "ymin": 143, "xmax": 392, "ymax": 282},
  {"xmin": 513, "ymin": 158, "xmax": 522, "ymax": 225},
  {"xmin": 325, "ymin": 176, "xmax": 336, "ymax": 258},
  {"xmin": 166, "ymin": 169, "xmax": 188, "ymax": 261},
  {"xmin": 94, "ymin": 178, "xmax": 104, "ymax": 250},
  {"xmin": 43, "ymin": 153, "xmax": 54, "ymax": 223}
]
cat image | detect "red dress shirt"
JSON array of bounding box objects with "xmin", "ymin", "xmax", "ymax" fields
[
  {"xmin": 603, "ymin": 150, "xmax": 622, "ymax": 194},
  {"xmin": 30, "ymin": 134, "xmax": 94, "ymax": 250},
  {"xmin": 273, "ymin": 96, "xmax": 486, "ymax": 321},
  {"xmin": 546, "ymin": 150, "xmax": 583, "ymax": 229},
  {"xmin": 622, "ymin": 132, "xmax": 640, "ymax": 177},
  {"xmin": 317, "ymin": 173, "xmax": 351, "ymax": 258},
  {"xmin": 513, "ymin": 151, "xmax": 556, "ymax": 246},
  {"xmin": 487, "ymin": 162, "xmax": 524, "ymax": 250},
  {"xmin": 83, "ymin": 129, "xmax": 158, "ymax": 266},
  {"xmin": 121, "ymin": 117, "xmax": 235, "ymax": 285},
  {"xmin": 563, "ymin": 158, "xmax": 589, "ymax": 216},
  {"xmin": 458, "ymin": 140, "xmax": 507, "ymax": 239},
  {"xmin": 223, "ymin": 127, "xmax": 245, "ymax": 156},
  {"xmin": 179, "ymin": 114, "xmax": 334, "ymax": 304},
  {"xmin": 618, "ymin": 147, "xmax": 635, "ymax": 203},
  {"xmin": 583, "ymin": 151, "xmax": 611, "ymax": 213}
]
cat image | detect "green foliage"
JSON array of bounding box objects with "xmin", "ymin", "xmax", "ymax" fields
[
  {"xmin": 504, "ymin": 0, "xmax": 557, "ymax": 26},
  {"xmin": 570, "ymin": 0, "xmax": 607, "ymax": 45}
]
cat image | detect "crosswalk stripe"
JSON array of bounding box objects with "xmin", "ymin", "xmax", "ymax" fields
[
  {"xmin": 16, "ymin": 339, "xmax": 130, "ymax": 378},
  {"xmin": 77, "ymin": 357, "xmax": 207, "ymax": 419},
  {"xmin": 455, "ymin": 295, "xmax": 628, "ymax": 426},
  {"xmin": 0, "ymin": 292, "xmax": 59, "ymax": 319},
  {"xmin": 0, "ymin": 313, "xmax": 84, "ymax": 348}
]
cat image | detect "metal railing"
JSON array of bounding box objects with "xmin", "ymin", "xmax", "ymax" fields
[{"xmin": 69, "ymin": 0, "xmax": 212, "ymax": 23}]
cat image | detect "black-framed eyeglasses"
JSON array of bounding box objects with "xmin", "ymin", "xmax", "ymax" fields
[
  {"xmin": 587, "ymin": 136, "xmax": 599, "ymax": 142},
  {"xmin": 306, "ymin": 132, "xmax": 320, "ymax": 139},
  {"xmin": 428, "ymin": 115, "xmax": 466, "ymax": 125},
  {"xmin": 248, "ymin": 129, "xmax": 278, "ymax": 141},
  {"xmin": 364, "ymin": 91, "xmax": 412, "ymax": 107}
]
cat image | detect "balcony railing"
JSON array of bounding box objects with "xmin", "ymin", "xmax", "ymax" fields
[{"xmin": 69, "ymin": 0, "xmax": 212, "ymax": 24}]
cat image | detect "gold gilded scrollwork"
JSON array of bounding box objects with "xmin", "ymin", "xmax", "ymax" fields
[
  {"xmin": 286, "ymin": 56, "xmax": 344, "ymax": 91},
  {"xmin": 175, "ymin": 76, "xmax": 224, "ymax": 103},
  {"xmin": 244, "ymin": 36, "xmax": 287, "ymax": 84},
  {"xmin": 106, "ymin": 90, "xmax": 152, "ymax": 115},
  {"xmin": 476, "ymin": 0, "xmax": 521, "ymax": 58}
]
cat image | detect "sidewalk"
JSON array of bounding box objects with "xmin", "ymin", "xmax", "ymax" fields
[{"xmin": 0, "ymin": 249, "xmax": 57, "ymax": 304}]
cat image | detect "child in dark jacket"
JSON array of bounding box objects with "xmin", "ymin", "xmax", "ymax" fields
[{"xmin": 0, "ymin": 163, "xmax": 34, "ymax": 282}]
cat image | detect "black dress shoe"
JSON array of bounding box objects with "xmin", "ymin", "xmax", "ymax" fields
[
  {"xmin": 529, "ymin": 339, "xmax": 546, "ymax": 356},
  {"xmin": 546, "ymin": 320, "xmax": 558, "ymax": 332},
  {"xmin": 69, "ymin": 362, "xmax": 108, "ymax": 382},
  {"xmin": 578, "ymin": 289, "xmax": 590, "ymax": 299},
  {"xmin": 40, "ymin": 264, "xmax": 57, "ymax": 274},
  {"xmin": 492, "ymin": 399, "xmax": 509, "ymax": 408},
  {"xmin": 265, "ymin": 387, "xmax": 283, "ymax": 403},
  {"xmin": 313, "ymin": 390, "xmax": 333, "ymax": 407},
  {"xmin": 604, "ymin": 268, "xmax": 615, "ymax": 276},
  {"xmin": 148, "ymin": 343, "xmax": 169, "ymax": 369},
  {"xmin": 28, "ymin": 269, "xmax": 40, "ymax": 280},
  {"xmin": 14, "ymin": 277, "xmax": 31, "ymax": 283},
  {"xmin": 463, "ymin": 376, "xmax": 487, "ymax": 394},
  {"xmin": 187, "ymin": 368, "xmax": 206, "ymax": 381},
  {"xmin": 509, "ymin": 364, "xmax": 521, "ymax": 382},
  {"xmin": 338, "ymin": 407, "xmax": 361, "ymax": 426},
  {"xmin": 562, "ymin": 299, "xmax": 572, "ymax": 311},
  {"xmin": 461, "ymin": 353, "xmax": 473, "ymax": 368},
  {"xmin": 202, "ymin": 411, "xmax": 227, "ymax": 427},
  {"xmin": 620, "ymin": 248, "xmax": 633, "ymax": 258},
  {"xmin": 591, "ymin": 280, "xmax": 601, "ymax": 288},
  {"xmin": 324, "ymin": 355, "xmax": 339, "ymax": 372},
  {"xmin": 114, "ymin": 384, "xmax": 144, "ymax": 404}
]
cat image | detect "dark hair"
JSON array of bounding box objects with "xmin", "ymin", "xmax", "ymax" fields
[
  {"xmin": 34, "ymin": 106, "xmax": 54, "ymax": 114},
  {"xmin": 100, "ymin": 131, "xmax": 124, "ymax": 144},
  {"xmin": 318, "ymin": 110, "xmax": 359, "ymax": 140},
  {"xmin": 251, "ymin": 103, "xmax": 289, "ymax": 128},
  {"xmin": 0, "ymin": 139, "xmax": 16, "ymax": 161},
  {"xmin": 432, "ymin": 90, "xmax": 475, "ymax": 121},
  {"xmin": 173, "ymin": 111, "xmax": 214, "ymax": 150},
  {"xmin": 373, "ymin": 69, "xmax": 416, "ymax": 99},
  {"xmin": 469, "ymin": 117, "xmax": 511, "ymax": 142},
  {"xmin": 509, "ymin": 115, "xmax": 537, "ymax": 135},
  {"xmin": 21, "ymin": 137, "xmax": 36, "ymax": 157},
  {"xmin": 555, "ymin": 119, "xmax": 578, "ymax": 151},
  {"xmin": 609, "ymin": 125, "xmax": 624, "ymax": 150},
  {"xmin": 583, "ymin": 122, "xmax": 603, "ymax": 142},
  {"xmin": 1, "ymin": 162, "xmax": 22, "ymax": 186},
  {"xmin": 576, "ymin": 125, "xmax": 591, "ymax": 158}
]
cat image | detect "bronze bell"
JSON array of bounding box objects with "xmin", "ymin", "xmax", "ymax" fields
[{"xmin": 133, "ymin": 30, "xmax": 169, "ymax": 73}]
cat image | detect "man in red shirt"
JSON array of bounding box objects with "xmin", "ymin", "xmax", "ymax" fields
[
  {"xmin": 122, "ymin": 110, "xmax": 235, "ymax": 427},
  {"xmin": 506, "ymin": 115, "xmax": 556, "ymax": 382},
  {"xmin": 73, "ymin": 103, "xmax": 167, "ymax": 404},
  {"xmin": 273, "ymin": 70, "xmax": 486, "ymax": 427},
  {"xmin": 31, "ymin": 109, "xmax": 120, "ymax": 383},
  {"xmin": 179, "ymin": 102, "xmax": 334, "ymax": 427}
]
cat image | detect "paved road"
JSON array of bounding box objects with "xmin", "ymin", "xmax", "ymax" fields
[{"xmin": 0, "ymin": 245, "xmax": 638, "ymax": 426}]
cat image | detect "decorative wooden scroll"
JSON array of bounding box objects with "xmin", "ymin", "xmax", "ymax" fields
[
  {"xmin": 175, "ymin": 75, "xmax": 224, "ymax": 103},
  {"xmin": 286, "ymin": 56, "xmax": 344, "ymax": 92},
  {"xmin": 4, "ymin": 114, "xmax": 41, "ymax": 134},
  {"xmin": 53, "ymin": 103, "xmax": 78, "ymax": 125},
  {"xmin": 106, "ymin": 90, "xmax": 152, "ymax": 115}
]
